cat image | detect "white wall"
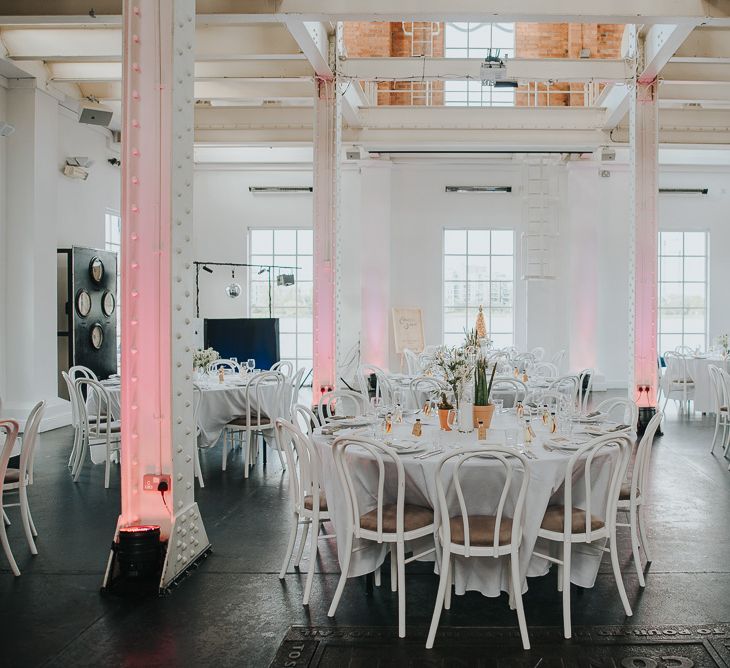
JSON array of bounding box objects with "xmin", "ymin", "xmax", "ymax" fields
[{"xmin": 0, "ymin": 80, "xmax": 7, "ymax": 402}]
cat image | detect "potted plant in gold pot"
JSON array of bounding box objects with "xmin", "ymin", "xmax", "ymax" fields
[{"xmin": 473, "ymin": 357, "xmax": 497, "ymax": 428}]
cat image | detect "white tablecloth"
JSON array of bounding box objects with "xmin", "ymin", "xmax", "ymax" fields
[
  {"xmin": 687, "ymin": 356, "xmax": 728, "ymax": 413},
  {"xmin": 87, "ymin": 375, "xmax": 289, "ymax": 447},
  {"xmin": 315, "ymin": 413, "xmax": 624, "ymax": 598}
]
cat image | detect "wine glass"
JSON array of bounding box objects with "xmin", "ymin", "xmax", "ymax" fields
[
  {"xmin": 370, "ymin": 396, "xmax": 382, "ymax": 416},
  {"xmin": 247, "ymin": 358, "xmax": 256, "ymax": 374}
]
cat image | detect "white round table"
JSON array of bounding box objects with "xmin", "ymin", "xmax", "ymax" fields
[
  {"xmin": 315, "ymin": 412, "xmax": 626, "ymax": 598},
  {"xmin": 686, "ymin": 356, "xmax": 728, "ymax": 413}
]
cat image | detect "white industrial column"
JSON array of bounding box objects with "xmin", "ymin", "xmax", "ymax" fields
[
  {"xmin": 105, "ymin": 0, "xmax": 209, "ymax": 591},
  {"xmin": 628, "ymin": 77, "xmax": 659, "ymax": 414},
  {"xmin": 312, "ymin": 34, "xmax": 342, "ymax": 398}
]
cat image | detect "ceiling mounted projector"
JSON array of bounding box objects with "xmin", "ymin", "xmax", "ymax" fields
[
  {"xmin": 78, "ymin": 100, "xmax": 113, "ymax": 127},
  {"xmin": 480, "ymin": 49, "xmax": 508, "ymax": 86}
]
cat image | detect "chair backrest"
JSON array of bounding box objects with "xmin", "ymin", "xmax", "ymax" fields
[
  {"xmin": 402, "ymin": 348, "xmax": 421, "ymax": 376},
  {"xmin": 332, "ymin": 435, "xmax": 407, "ymax": 542},
  {"xmin": 554, "ymin": 434, "xmax": 632, "ymax": 541},
  {"xmin": 532, "ymin": 362, "xmax": 559, "ymax": 379},
  {"xmin": 17, "ymin": 401, "xmax": 45, "ymax": 486},
  {"xmin": 491, "ymin": 377, "xmax": 527, "ymax": 408},
  {"xmin": 271, "ymin": 360, "xmax": 294, "ymax": 378},
  {"xmin": 708, "ymin": 365, "xmax": 728, "ymax": 414},
  {"xmin": 409, "ymin": 375, "xmax": 449, "ymax": 410},
  {"xmin": 62, "ymin": 370, "xmax": 82, "ymax": 428},
  {"xmin": 548, "ymin": 375, "xmax": 580, "ymax": 407},
  {"xmin": 718, "ymin": 369, "xmax": 730, "ymax": 413},
  {"xmin": 0, "ymin": 420, "xmax": 20, "ymax": 499},
  {"xmin": 675, "ymin": 345, "xmax": 694, "ymax": 355},
  {"xmin": 434, "ymin": 447, "xmax": 530, "ymax": 556},
  {"xmin": 594, "ymin": 397, "xmax": 639, "ymax": 432},
  {"xmin": 293, "ymin": 403, "xmax": 320, "ymax": 435},
  {"xmin": 530, "ymin": 346, "xmax": 546, "ymax": 362},
  {"xmin": 551, "ymin": 349, "xmax": 567, "ymax": 374},
  {"xmin": 663, "ymin": 351, "xmax": 693, "ymax": 384},
  {"xmin": 75, "ymin": 378, "xmax": 116, "ymax": 439},
  {"xmin": 317, "ymin": 389, "xmax": 366, "ymax": 423},
  {"xmin": 578, "ymin": 368, "xmax": 594, "ymax": 412},
  {"xmin": 629, "ymin": 412, "xmax": 663, "ymax": 504},
  {"xmin": 209, "ymin": 358, "xmax": 241, "ymax": 374},
  {"xmin": 535, "ymin": 390, "xmax": 563, "ymax": 412},
  {"xmin": 513, "ymin": 352, "xmax": 536, "ymax": 371},
  {"xmin": 275, "ymin": 418, "xmax": 323, "ymax": 516},
  {"xmin": 357, "ymin": 364, "xmax": 394, "ymax": 405},
  {"xmin": 68, "ymin": 365, "xmax": 98, "ymax": 382},
  {"xmin": 243, "ymin": 371, "xmax": 286, "ymax": 425}
]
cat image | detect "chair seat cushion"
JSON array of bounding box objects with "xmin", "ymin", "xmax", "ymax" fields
[
  {"xmin": 228, "ymin": 415, "xmax": 271, "ymax": 427},
  {"xmin": 540, "ymin": 505, "xmax": 605, "ymax": 533},
  {"xmin": 360, "ymin": 503, "xmax": 434, "ymax": 533},
  {"xmin": 4, "ymin": 467, "xmax": 20, "ymax": 483},
  {"xmin": 90, "ymin": 421, "xmax": 121, "ymax": 433},
  {"xmin": 619, "ymin": 483, "xmax": 641, "ymax": 500},
  {"xmin": 303, "ymin": 492, "xmax": 328, "ymax": 511},
  {"xmin": 449, "ymin": 515, "xmax": 513, "ymax": 546},
  {"xmin": 721, "ymin": 406, "xmax": 728, "ymax": 412}
]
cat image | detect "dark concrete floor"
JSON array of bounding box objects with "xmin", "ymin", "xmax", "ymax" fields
[{"xmin": 1, "ymin": 398, "xmax": 729, "ymax": 667}]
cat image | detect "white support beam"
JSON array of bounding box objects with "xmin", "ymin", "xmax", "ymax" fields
[
  {"xmin": 659, "ymin": 81, "xmax": 730, "ymax": 105},
  {"xmin": 3, "ymin": 0, "xmax": 729, "ymax": 25},
  {"xmin": 628, "ymin": 79, "xmax": 659, "ymax": 409},
  {"xmin": 597, "ymin": 83, "xmax": 631, "ymax": 130},
  {"xmin": 674, "ymin": 27, "xmax": 730, "ymax": 60},
  {"xmin": 339, "ymin": 57, "xmax": 629, "ymax": 82},
  {"xmin": 662, "ymin": 60, "xmax": 730, "ymax": 83}
]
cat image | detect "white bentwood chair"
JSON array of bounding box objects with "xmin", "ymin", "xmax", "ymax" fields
[
  {"xmin": 0, "ymin": 419, "xmax": 21, "ymax": 575},
  {"xmin": 293, "ymin": 404, "xmax": 321, "ymax": 436},
  {"xmin": 548, "ymin": 375, "xmax": 580, "ymax": 409},
  {"xmin": 491, "ymin": 378, "xmax": 528, "ymax": 409},
  {"xmin": 532, "ymin": 362, "xmax": 559, "ymax": 379},
  {"xmin": 426, "ymin": 448, "xmax": 531, "ymax": 650},
  {"xmin": 209, "ymin": 358, "xmax": 242, "ymax": 374},
  {"xmin": 578, "ymin": 368, "xmax": 594, "ymax": 413},
  {"xmin": 617, "ymin": 412, "xmax": 662, "ymax": 587},
  {"xmin": 708, "ymin": 365, "xmax": 730, "ymax": 455},
  {"xmin": 275, "ymin": 418, "xmax": 334, "ymax": 605},
  {"xmin": 661, "ymin": 351, "xmax": 695, "ymax": 417},
  {"xmin": 328, "ymin": 436, "xmax": 435, "ymax": 638},
  {"xmin": 402, "ymin": 348, "xmax": 421, "ymax": 376},
  {"xmin": 408, "ymin": 376, "xmax": 449, "ymax": 411},
  {"xmin": 3, "ymin": 401, "xmax": 45, "ymax": 559},
  {"xmin": 357, "ymin": 364, "xmax": 394, "ymax": 406},
  {"xmin": 533, "ymin": 433, "xmax": 633, "ymax": 639},
  {"xmin": 317, "ymin": 389, "xmax": 367, "ymax": 424},
  {"xmin": 271, "ymin": 360, "xmax": 294, "ymax": 378},
  {"xmin": 224, "ymin": 371, "xmax": 286, "ymax": 477},
  {"xmin": 551, "ymin": 349, "xmax": 567, "ymax": 374},
  {"xmin": 595, "ymin": 397, "xmax": 639, "ymax": 433},
  {"xmin": 530, "ymin": 346, "xmax": 546, "ymax": 362},
  {"xmin": 74, "ymin": 378, "xmax": 122, "ymax": 488}
]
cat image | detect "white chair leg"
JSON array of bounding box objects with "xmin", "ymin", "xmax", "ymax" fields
[
  {"xmin": 374, "ymin": 566, "xmax": 381, "ymax": 587},
  {"xmin": 279, "ymin": 514, "xmax": 299, "ymax": 579},
  {"xmin": 638, "ymin": 506, "xmax": 652, "ymax": 563},
  {"xmin": 557, "ymin": 560, "xmax": 563, "ymax": 592},
  {"xmin": 444, "ymin": 556, "xmax": 453, "ymax": 610},
  {"xmin": 27, "ymin": 506, "xmax": 37, "ymax": 537},
  {"xmin": 711, "ymin": 415, "xmax": 720, "ymax": 453},
  {"xmin": 629, "ymin": 506, "xmax": 645, "ymax": 587},
  {"xmin": 390, "ymin": 544, "xmax": 397, "ymax": 592},
  {"xmin": 221, "ymin": 430, "xmax": 228, "ymax": 471},
  {"xmin": 396, "ymin": 540, "xmax": 407, "ymax": 638},
  {"xmin": 19, "ymin": 487, "xmax": 38, "ymax": 555},
  {"xmin": 562, "ymin": 541, "xmax": 572, "ymax": 639},
  {"xmin": 243, "ymin": 431, "xmax": 250, "ymax": 479},
  {"xmin": 510, "ymin": 553, "xmax": 530, "ymax": 650},
  {"xmin": 609, "ymin": 530, "xmax": 633, "ymax": 617},
  {"xmin": 294, "ymin": 520, "xmax": 309, "ymax": 568},
  {"xmin": 0, "ymin": 511, "xmax": 20, "ymax": 576},
  {"xmin": 302, "ymin": 517, "xmax": 320, "ymax": 606},
  {"xmin": 2, "ymin": 509, "xmax": 10, "ymax": 526},
  {"xmin": 194, "ymin": 445, "xmax": 204, "ymax": 487},
  {"xmin": 425, "ymin": 547, "xmax": 451, "ymax": 649},
  {"xmin": 327, "ymin": 531, "xmax": 353, "ymax": 617}
]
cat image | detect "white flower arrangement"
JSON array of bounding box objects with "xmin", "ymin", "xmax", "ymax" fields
[
  {"xmin": 426, "ymin": 345, "xmax": 475, "ymax": 408},
  {"xmin": 193, "ymin": 347, "xmax": 220, "ymax": 370}
]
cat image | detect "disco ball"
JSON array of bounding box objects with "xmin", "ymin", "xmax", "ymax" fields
[{"xmin": 225, "ymin": 282, "xmax": 242, "ymax": 298}]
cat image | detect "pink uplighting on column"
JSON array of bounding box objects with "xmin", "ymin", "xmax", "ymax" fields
[{"xmin": 629, "ymin": 80, "xmax": 659, "ymax": 408}]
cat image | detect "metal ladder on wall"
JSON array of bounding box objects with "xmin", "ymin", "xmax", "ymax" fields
[{"xmin": 401, "ymin": 22, "xmax": 441, "ymax": 105}]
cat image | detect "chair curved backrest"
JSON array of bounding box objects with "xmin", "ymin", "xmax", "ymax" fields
[
  {"xmin": 532, "ymin": 362, "xmax": 559, "ymax": 379},
  {"xmin": 242, "ymin": 371, "xmax": 285, "ymax": 428},
  {"xmin": 293, "ymin": 403, "xmax": 320, "ymax": 435},
  {"xmin": 62, "ymin": 371, "xmax": 82, "ymax": 428},
  {"xmin": 409, "ymin": 376, "xmax": 449, "ymax": 410},
  {"xmin": 434, "ymin": 447, "xmax": 530, "ymax": 557},
  {"xmin": 357, "ymin": 364, "xmax": 394, "ymax": 405},
  {"xmin": 317, "ymin": 389, "xmax": 366, "ymax": 423},
  {"xmin": 271, "ymin": 360, "xmax": 294, "ymax": 378},
  {"xmin": 578, "ymin": 368, "xmax": 594, "ymax": 412},
  {"xmin": 75, "ymin": 378, "xmax": 115, "ymax": 439},
  {"xmin": 530, "ymin": 347, "xmax": 546, "ymax": 362},
  {"xmin": 209, "ymin": 358, "xmax": 241, "ymax": 374},
  {"xmin": 594, "ymin": 398, "xmax": 639, "ymax": 432},
  {"xmin": 675, "ymin": 345, "xmax": 694, "ymax": 355},
  {"xmin": 551, "ymin": 349, "xmax": 566, "ymax": 374},
  {"xmin": 513, "ymin": 352, "xmax": 536, "ymax": 372},
  {"xmin": 402, "ymin": 348, "xmax": 421, "ymax": 376},
  {"xmin": 332, "ymin": 436, "xmax": 406, "ymax": 542},
  {"xmin": 18, "ymin": 401, "xmax": 45, "ymax": 486},
  {"xmin": 535, "ymin": 390, "xmax": 562, "ymax": 412},
  {"xmin": 708, "ymin": 365, "xmax": 728, "ymax": 415},
  {"xmin": 491, "ymin": 378, "xmax": 527, "ymax": 408},
  {"xmin": 663, "ymin": 351, "xmax": 693, "ymax": 384},
  {"xmin": 553, "ymin": 434, "xmax": 632, "ymax": 542},
  {"xmin": 548, "ymin": 375, "xmax": 580, "ymax": 407},
  {"xmin": 68, "ymin": 365, "xmax": 98, "ymax": 382},
  {"xmin": 275, "ymin": 418, "xmax": 323, "ymax": 518},
  {"xmin": 629, "ymin": 412, "xmax": 663, "ymax": 504}
]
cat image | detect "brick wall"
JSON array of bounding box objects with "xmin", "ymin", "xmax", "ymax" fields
[{"xmin": 343, "ymin": 22, "xmax": 623, "ymax": 107}]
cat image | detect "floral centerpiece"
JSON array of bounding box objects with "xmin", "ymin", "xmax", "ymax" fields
[
  {"xmin": 193, "ymin": 347, "xmax": 220, "ymax": 373},
  {"xmin": 427, "ymin": 345, "xmax": 475, "ymax": 409},
  {"xmin": 718, "ymin": 333, "xmax": 729, "ymax": 358}
]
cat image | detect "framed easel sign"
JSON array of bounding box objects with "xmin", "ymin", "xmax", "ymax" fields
[{"xmin": 392, "ymin": 307, "xmax": 425, "ymax": 354}]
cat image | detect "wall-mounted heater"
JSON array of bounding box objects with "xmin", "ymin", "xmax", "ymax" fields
[
  {"xmin": 445, "ymin": 186, "xmax": 512, "ymax": 193},
  {"xmin": 659, "ymin": 188, "xmax": 708, "ymax": 195},
  {"xmin": 248, "ymin": 186, "xmax": 313, "ymax": 194}
]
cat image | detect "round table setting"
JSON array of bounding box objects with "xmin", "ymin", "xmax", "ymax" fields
[
  {"xmin": 685, "ymin": 355, "xmax": 729, "ymax": 413},
  {"xmin": 314, "ymin": 409, "xmax": 632, "ymax": 598}
]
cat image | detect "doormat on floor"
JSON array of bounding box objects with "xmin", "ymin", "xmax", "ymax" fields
[{"xmin": 270, "ymin": 624, "xmax": 730, "ymax": 667}]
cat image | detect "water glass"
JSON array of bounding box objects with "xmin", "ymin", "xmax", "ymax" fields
[
  {"xmin": 247, "ymin": 358, "xmax": 256, "ymax": 373},
  {"xmin": 505, "ymin": 428, "xmax": 520, "ymax": 448},
  {"xmin": 493, "ymin": 399, "xmax": 504, "ymax": 414},
  {"xmin": 370, "ymin": 396, "xmax": 382, "ymax": 415}
]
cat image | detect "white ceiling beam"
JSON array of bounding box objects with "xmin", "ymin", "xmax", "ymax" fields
[
  {"xmin": 339, "ymin": 57, "xmax": 629, "ymax": 82},
  {"xmin": 659, "ymin": 81, "xmax": 730, "ymax": 105},
  {"xmin": 596, "ymin": 83, "xmax": 632, "ymax": 130},
  {"xmin": 662, "ymin": 60, "xmax": 730, "ymax": 83},
  {"xmin": 674, "ymin": 27, "xmax": 730, "ymax": 60},
  {"xmin": 3, "ymin": 0, "xmax": 728, "ymax": 25}
]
